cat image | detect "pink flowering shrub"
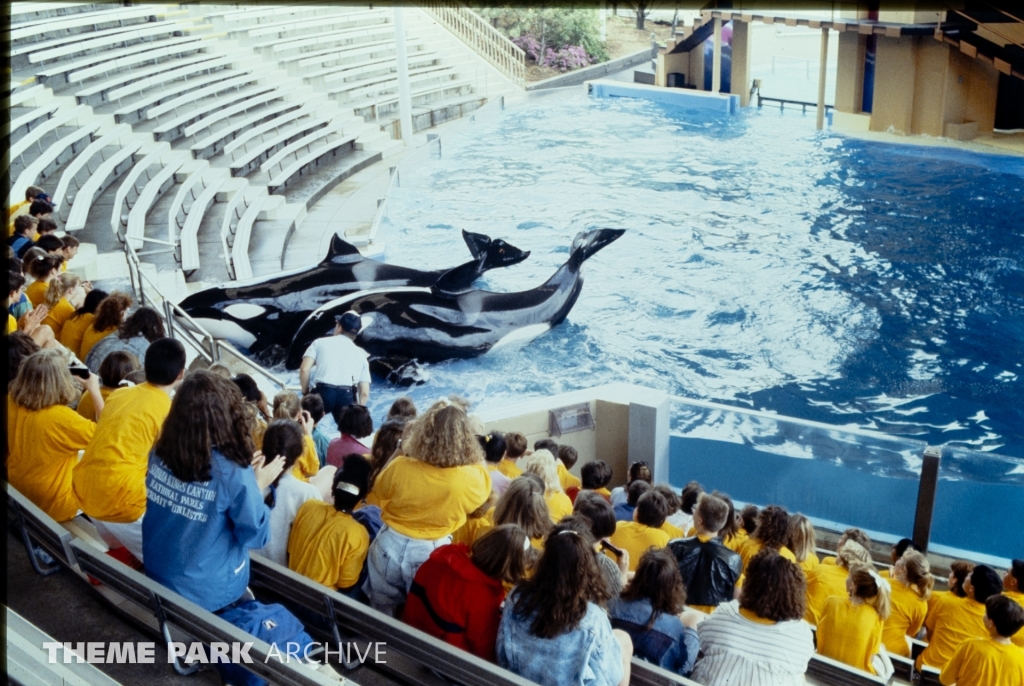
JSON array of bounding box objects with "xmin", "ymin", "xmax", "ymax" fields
[{"xmin": 543, "ymin": 45, "xmax": 592, "ymax": 72}]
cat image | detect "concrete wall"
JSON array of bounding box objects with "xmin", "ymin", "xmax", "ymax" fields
[
  {"xmin": 910, "ymin": 38, "xmax": 949, "ymax": 137},
  {"xmin": 834, "ymin": 31, "xmax": 865, "ymax": 113},
  {"xmin": 945, "ymin": 48, "xmax": 999, "ymax": 134},
  {"xmin": 730, "ymin": 20, "xmax": 752, "ymax": 107},
  {"xmin": 527, "ymin": 47, "xmax": 656, "ymax": 91},
  {"xmin": 870, "ymin": 35, "xmax": 917, "ymax": 133}
]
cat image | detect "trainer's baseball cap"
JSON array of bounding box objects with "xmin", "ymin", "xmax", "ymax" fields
[{"xmin": 335, "ymin": 311, "xmax": 362, "ymax": 334}]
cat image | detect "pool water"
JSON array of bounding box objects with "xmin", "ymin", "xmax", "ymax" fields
[{"xmin": 357, "ymin": 91, "xmax": 1024, "ymax": 462}]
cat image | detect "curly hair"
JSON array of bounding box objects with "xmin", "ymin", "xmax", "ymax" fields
[
  {"xmin": 521, "ymin": 449, "xmax": 563, "ymax": 495},
  {"xmin": 92, "ymin": 292, "xmax": 133, "ymax": 332},
  {"xmin": 753, "ymin": 505, "xmax": 790, "ymax": 550},
  {"xmin": 118, "ymin": 306, "xmax": 164, "ymax": 342},
  {"xmin": 511, "ymin": 516, "xmax": 610, "ymax": 639},
  {"xmin": 740, "ymin": 549, "xmax": 807, "ymax": 622},
  {"xmin": 401, "ymin": 400, "xmax": 483, "ymax": 468},
  {"xmin": 494, "ymin": 474, "xmax": 551, "ymax": 540},
  {"xmin": 621, "ymin": 548, "xmax": 687, "ymax": 629},
  {"xmin": 153, "ymin": 370, "xmax": 254, "ymax": 482}
]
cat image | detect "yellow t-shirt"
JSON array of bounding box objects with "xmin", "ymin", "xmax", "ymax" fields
[
  {"xmin": 375, "ymin": 456, "xmax": 491, "ymax": 540},
  {"xmin": 883, "ymin": 577, "xmax": 929, "ymax": 657},
  {"xmin": 805, "ymin": 563, "xmax": 852, "ymax": 625},
  {"xmin": 798, "ymin": 551, "xmax": 820, "ymax": 576},
  {"xmin": 7, "ymin": 314, "xmax": 17, "ymax": 334},
  {"xmin": 556, "ymin": 461, "xmax": 581, "ymax": 492},
  {"xmin": 9, "ymin": 199, "xmax": 30, "ymax": 220},
  {"xmin": 816, "ymin": 596, "xmax": 885, "ymax": 675},
  {"xmin": 41, "ymin": 298, "xmax": 75, "ymax": 340},
  {"xmin": 723, "ymin": 529, "xmax": 748, "ymax": 553},
  {"xmin": 545, "ymin": 491, "xmax": 574, "ymax": 524},
  {"xmin": 919, "ymin": 595, "xmax": 988, "ymax": 670},
  {"xmin": 288, "ymin": 500, "xmax": 369, "ymax": 590},
  {"xmin": 7, "ymin": 398, "xmax": 95, "ymax": 522},
  {"xmin": 79, "ymin": 324, "xmax": 118, "ymax": 361},
  {"xmin": 1005, "ymin": 590, "xmax": 1024, "ymax": 649},
  {"xmin": 72, "ymin": 384, "xmax": 171, "ymax": 523},
  {"xmin": 939, "ymin": 637, "xmax": 1024, "ymax": 686},
  {"xmin": 661, "ymin": 521, "xmax": 685, "ymax": 540},
  {"xmin": 75, "ymin": 385, "xmax": 115, "ymax": 421},
  {"xmin": 26, "ymin": 280, "xmax": 49, "ymax": 308},
  {"xmin": 609, "ymin": 521, "xmax": 670, "ymax": 572},
  {"xmin": 595, "ymin": 487, "xmax": 612, "ymax": 499},
  {"xmin": 494, "ymin": 459, "xmax": 522, "ymax": 480},
  {"xmin": 737, "ymin": 537, "xmax": 796, "ymax": 572},
  {"xmin": 290, "ymin": 434, "xmax": 320, "ymax": 482},
  {"xmin": 451, "ymin": 509, "xmax": 494, "ymax": 547},
  {"xmin": 60, "ymin": 312, "xmax": 94, "ymax": 353}
]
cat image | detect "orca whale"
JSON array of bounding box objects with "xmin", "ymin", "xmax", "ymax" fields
[
  {"xmin": 176, "ymin": 230, "xmax": 529, "ymax": 365},
  {"xmin": 286, "ymin": 228, "xmax": 626, "ymax": 382}
]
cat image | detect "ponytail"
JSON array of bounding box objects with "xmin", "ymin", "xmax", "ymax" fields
[
  {"xmin": 901, "ymin": 550, "xmax": 934, "ymax": 601},
  {"xmin": 45, "ymin": 272, "xmax": 80, "ymax": 308},
  {"xmin": 848, "ymin": 563, "xmax": 892, "ymax": 621}
]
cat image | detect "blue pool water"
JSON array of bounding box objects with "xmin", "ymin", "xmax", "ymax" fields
[{"xmin": 368, "ymin": 91, "xmax": 1024, "ymax": 466}]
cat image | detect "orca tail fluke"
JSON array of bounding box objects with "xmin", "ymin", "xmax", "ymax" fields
[
  {"xmin": 572, "ymin": 228, "xmax": 626, "ymax": 264},
  {"xmin": 462, "ymin": 229, "xmax": 490, "ymax": 261}
]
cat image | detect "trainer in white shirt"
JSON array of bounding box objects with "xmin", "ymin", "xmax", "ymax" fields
[{"xmin": 299, "ymin": 311, "xmax": 371, "ymax": 412}]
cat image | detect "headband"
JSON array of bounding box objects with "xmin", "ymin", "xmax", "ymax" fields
[
  {"xmin": 557, "ymin": 529, "xmax": 579, "ymax": 537},
  {"xmin": 334, "ymin": 482, "xmax": 360, "ymax": 496},
  {"xmin": 868, "ymin": 569, "xmax": 891, "ymax": 594}
]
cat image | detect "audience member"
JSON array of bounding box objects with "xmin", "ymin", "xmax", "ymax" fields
[
  {"xmin": 76, "ymin": 350, "xmax": 139, "ymax": 420},
  {"xmin": 738, "ymin": 505, "xmax": 796, "ymax": 572},
  {"xmin": 555, "ymin": 444, "xmax": 581, "ymax": 492},
  {"xmin": 573, "ymin": 490, "xmax": 628, "ymax": 596},
  {"xmin": 7, "ymin": 331, "xmax": 39, "ymax": 390},
  {"xmin": 300, "ymin": 393, "xmax": 330, "ymax": 466},
  {"xmin": 713, "ymin": 491, "xmax": 745, "ymax": 553},
  {"xmin": 1005, "ymin": 560, "xmax": 1024, "ymax": 649},
  {"xmin": 609, "ymin": 548, "xmax": 702, "ymax": 677},
  {"xmin": 521, "ymin": 449, "xmax": 573, "ymax": 523},
  {"xmin": 326, "ymin": 404, "xmax": 373, "ymax": 468},
  {"xmin": 206, "ymin": 362, "xmax": 233, "ymax": 378},
  {"xmin": 689, "ymin": 549, "xmax": 814, "ymax": 685},
  {"xmin": 25, "ymin": 253, "xmax": 62, "ymax": 307},
  {"xmin": 492, "ymin": 474, "xmax": 551, "ymax": 547},
  {"xmin": 8, "ymin": 186, "xmax": 46, "ymax": 229},
  {"xmin": 886, "ymin": 538, "xmax": 923, "ymax": 573},
  {"xmin": 533, "ymin": 438, "xmax": 558, "ymax": 455},
  {"xmin": 816, "ymin": 563, "xmax": 893, "ymax": 677},
  {"xmin": 669, "ymin": 492, "xmax": 743, "ymax": 614},
  {"xmin": 40, "ymin": 272, "xmax": 85, "ymax": 340},
  {"xmin": 614, "ymin": 479, "xmax": 652, "ymax": 522},
  {"xmin": 653, "ymin": 484, "xmax": 684, "ymax": 539},
  {"xmin": 72, "ymin": 339, "xmax": 186, "ymax": 560},
  {"xmin": 569, "ymin": 459, "xmax": 613, "ymax": 503},
  {"xmin": 271, "ymin": 391, "xmax": 323, "ymax": 484},
  {"xmin": 882, "ymin": 549, "xmax": 933, "ymax": 657},
  {"xmin": 362, "ymin": 400, "xmax": 490, "ymax": 616},
  {"xmin": 492, "ymin": 431, "xmax": 526, "ymax": 479},
  {"xmin": 939, "ymin": 595, "xmax": 1024, "ymax": 686},
  {"xmin": 497, "ymin": 517, "xmax": 633, "ymax": 686},
  {"xmin": 821, "ymin": 527, "xmax": 872, "ymax": 566},
  {"xmin": 920, "ymin": 564, "xmax": 1004, "ymax": 670},
  {"xmin": 611, "ymin": 461, "xmax": 652, "ymax": 506},
  {"xmin": 386, "ymin": 396, "xmax": 417, "ymax": 421},
  {"xmin": 672, "ymin": 481, "xmax": 703, "ymax": 534},
  {"xmin": 59, "ymin": 287, "xmax": 106, "ymax": 353},
  {"xmin": 609, "ymin": 491, "xmax": 670, "ymax": 573},
  {"xmin": 8, "ymin": 215, "xmax": 39, "ymax": 258},
  {"xmin": 452, "ymin": 493, "xmax": 497, "ymax": 548},
  {"xmin": 79, "ymin": 291, "xmax": 132, "ymax": 360},
  {"xmin": 233, "ymin": 373, "xmax": 271, "ymax": 449},
  {"xmin": 365, "ymin": 419, "xmax": 406, "ymax": 504},
  {"xmin": 35, "ymin": 217, "xmax": 59, "ymax": 239},
  {"xmin": 805, "ymin": 540, "xmax": 872, "ymax": 625},
  {"xmin": 7, "ymin": 349, "xmax": 101, "ymax": 521},
  {"xmin": 34, "ymin": 233, "xmax": 65, "ymax": 256},
  {"xmin": 478, "ymin": 432, "xmax": 511, "ymax": 495},
  {"xmin": 7, "ymin": 269, "xmax": 54, "ymax": 348},
  {"xmin": 403, "ymin": 524, "xmax": 533, "ymax": 662},
  {"xmin": 84, "ymin": 306, "xmax": 164, "ymax": 373},
  {"xmin": 739, "ymin": 504, "xmax": 760, "ymax": 537},
  {"xmin": 788, "ymin": 513, "xmax": 819, "ymax": 576},
  {"xmin": 59, "ymin": 234, "xmax": 80, "ymax": 264}
]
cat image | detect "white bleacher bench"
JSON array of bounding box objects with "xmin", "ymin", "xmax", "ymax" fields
[
  {"xmin": 369, "ymin": 77, "xmax": 476, "ymax": 116},
  {"xmin": 8, "ymin": 102, "xmax": 61, "ymax": 143},
  {"xmin": 231, "ymin": 193, "xmax": 269, "ymax": 281},
  {"xmin": 107, "ymin": 56, "xmax": 242, "ymax": 114},
  {"xmin": 65, "ymin": 141, "xmax": 144, "ymax": 232},
  {"xmin": 267, "ymin": 133, "xmax": 360, "ymax": 197},
  {"xmin": 74, "ymin": 51, "xmax": 238, "ymax": 107},
  {"xmin": 152, "ymin": 83, "xmax": 280, "ymax": 143},
  {"xmin": 2, "ymin": 83, "xmax": 49, "ymax": 109},
  {"xmin": 178, "ymin": 173, "xmax": 227, "ymax": 272},
  {"xmin": 9, "ymin": 2, "xmax": 107, "ymax": 24},
  {"xmin": 27, "ymin": 19, "xmax": 203, "ymax": 65},
  {"xmin": 192, "ymin": 99, "xmax": 306, "ymax": 160},
  {"xmin": 211, "ymin": 5, "xmax": 324, "ymax": 29},
  {"xmin": 110, "ymin": 141, "xmax": 173, "ymax": 240},
  {"xmin": 307, "ymin": 50, "xmax": 438, "ymax": 87},
  {"xmin": 288, "ymin": 39, "xmax": 426, "ymax": 76},
  {"xmin": 7, "ymin": 607, "xmax": 125, "ymax": 686},
  {"xmin": 240, "ymin": 8, "xmax": 391, "ymax": 43},
  {"xmin": 52, "ymin": 122, "xmax": 134, "ymax": 211},
  {"xmin": 806, "ymin": 653, "xmax": 891, "ymax": 686},
  {"xmin": 6, "ymin": 103, "xmax": 93, "ymax": 176},
  {"xmin": 181, "ymin": 83, "xmax": 299, "ymax": 141},
  {"xmin": 126, "ymin": 152, "xmax": 190, "ymax": 250},
  {"xmin": 36, "ymin": 34, "xmax": 207, "ymax": 87},
  {"xmin": 230, "ymin": 116, "xmax": 333, "ymax": 178},
  {"xmin": 113, "ymin": 68, "xmax": 255, "ymax": 125},
  {"xmin": 8, "ymin": 121, "xmax": 102, "ymax": 208},
  {"xmin": 328, "ymin": 64, "xmax": 460, "ymax": 102},
  {"xmin": 7, "ymin": 5, "xmax": 161, "ymax": 43},
  {"xmin": 256, "ymin": 22, "xmax": 397, "ymax": 58},
  {"xmin": 220, "ymin": 180, "xmax": 253, "ymax": 277},
  {"xmin": 11, "ymin": 20, "xmax": 178, "ymax": 62}
]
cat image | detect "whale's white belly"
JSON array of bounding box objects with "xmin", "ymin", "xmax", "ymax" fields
[{"xmin": 488, "ymin": 324, "xmax": 551, "ymax": 353}]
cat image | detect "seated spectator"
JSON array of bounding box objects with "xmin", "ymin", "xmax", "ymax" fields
[
  {"xmin": 821, "ymin": 527, "xmax": 872, "ymax": 566},
  {"xmin": 610, "ymin": 548, "xmax": 702, "ymax": 677},
  {"xmin": 884, "ymin": 538, "xmax": 923, "ymax": 576},
  {"xmin": 34, "ymin": 233, "xmax": 65, "ymax": 258},
  {"xmin": 653, "ymin": 484, "xmax": 685, "ymax": 539},
  {"xmin": 614, "ymin": 479, "xmax": 652, "ymax": 522},
  {"xmin": 739, "ymin": 504, "xmax": 760, "ymax": 538},
  {"xmin": 609, "ymin": 491, "xmax": 670, "ymax": 573},
  {"xmin": 402, "ymin": 524, "xmax": 533, "ymax": 662},
  {"xmin": 534, "ymin": 438, "xmax": 558, "ymax": 455},
  {"xmin": 7, "ymin": 269, "xmax": 54, "ymax": 348},
  {"xmin": 363, "ymin": 400, "xmax": 490, "ymax": 616},
  {"xmin": 59, "ymin": 234, "xmax": 80, "ymax": 264},
  {"xmin": 556, "ymin": 444, "xmax": 582, "ymax": 492},
  {"xmin": 690, "ymin": 549, "xmax": 814, "ymax": 685},
  {"xmin": 255, "ymin": 420, "xmax": 324, "ymax": 566},
  {"xmin": 882, "ymin": 549, "xmax": 933, "ymax": 657},
  {"xmin": 920, "ymin": 564, "xmax": 1004, "ymax": 670},
  {"xmin": 386, "ymin": 396, "xmax": 417, "ymax": 421},
  {"xmin": 41, "ymin": 272, "xmax": 85, "ymax": 340},
  {"xmin": 570, "ymin": 491, "xmax": 625, "ymax": 593},
  {"xmin": 365, "ymin": 418, "xmax": 406, "ymax": 506},
  {"xmin": 671, "ymin": 481, "xmax": 703, "ymax": 534},
  {"xmin": 568, "ymin": 459, "xmax": 613, "ymax": 503},
  {"xmin": 494, "ymin": 431, "xmax": 526, "ymax": 479},
  {"xmin": 76, "ymin": 350, "xmax": 139, "ymax": 420},
  {"xmin": 7, "ymin": 349, "xmax": 102, "ymax": 521},
  {"xmin": 816, "ymin": 563, "xmax": 893, "ymax": 677},
  {"xmin": 72, "ymin": 339, "xmax": 185, "ymax": 560},
  {"xmin": 480, "ymin": 431, "xmax": 511, "ymax": 495},
  {"xmin": 25, "ymin": 253, "xmax": 62, "ymax": 307},
  {"xmin": 611, "ymin": 460, "xmax": 652, "ymax": 506},
  {"xmin": 788, "ymin": 513, "xmax": 819, "ymax": 576},
  {"xmin": 711, "ymin": 491, "xmax": 746, "ymax": 553},
  {"xmin": 7, "ymin": 215, "xmax": 39, "ymax": 258},
  {"xmin": 7, "ymin": 331, "xmax": 40, "ymax": 390},
  {"xmin": 670, "ymin": 492, "xmax": 743, "ymax": 614},
  {"xmin": 271, "ymin": 391, "xmax": 322, "ymax": 483},
  {"xmin": 738, "ymin": 505, "xmax": 796, "ymax": 571},
  {"xmin": 494, "ymin": 473, "xmax": 551, "ymax": 548},
  {"xmin": 326, "ymin": 403, "xmax": 373, "ymax": 468},
  {"xmin": 497, "ymin": 517, "xmax": 633, "ymax": 686},
  {"xmin": 1005, "ymin": 560, "xmax": 1024, "ymax": 649},
  {"xmin": 84, "ymin": 306, "xmax": 164, "ymax": 373},
  {"xmin": 58, "ymin": 288, "xmax": 106, "ymax": 353},
  {"xmin": 8, "ymin": 263, "xmax": 31, "ymax": 322},
  {"xmin": 232, "ymin": 373, "xmax": 271, "ymax": 449},
  {"xmin": 452, "ymin": 494, "xmax": 497, "ymax": 547},
  {"xmin": 522, "ymin": 449, "xmax": 574, "ymax": 523},
  {"xmin": 79, "ymin": 291, "xmax": 132, "ymax": 360},
  {"xmin": 35, "ymin": 217, "xmax": 59, "ymax": 239},
  {"xmin": 939, "ymin": 595, "xmax": 1024, "ymax": 686},
  {"xmin": 300, "ymin": 393, "xmax": 330, "ymax": 467},
  {"xmin": 289, "ymin": 455, "xmax": 373, "ymax": 593},
  {"xmin": 8, "ymin": 186, "xmax": 45, "ymax": 230},
  {"xmin": 805, "ymin": 540, "xmax": 872, "ymax": 625}
]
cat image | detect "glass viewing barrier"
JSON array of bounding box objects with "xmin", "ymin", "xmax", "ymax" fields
[{"xmin": 669, "ymin": 396, "xmax": 1022, "ymax": 564}]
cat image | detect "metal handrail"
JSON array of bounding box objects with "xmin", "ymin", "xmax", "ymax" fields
[{"xmin": 757, "ymin": 94, "xmax": 834, "ymax": 112}]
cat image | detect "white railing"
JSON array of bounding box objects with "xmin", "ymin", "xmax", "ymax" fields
[
  {"xmin": 417, "ymin": 1, "xmax": 526, "ymax": 89},
  {"xmin": 122, "ymin": 240, "xmax": 290, "ymax": 391}
]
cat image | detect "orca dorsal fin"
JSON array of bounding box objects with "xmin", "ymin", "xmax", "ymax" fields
[{"xmin": 322, "ymin": 234, "xmax": 364, "ymax": 264}]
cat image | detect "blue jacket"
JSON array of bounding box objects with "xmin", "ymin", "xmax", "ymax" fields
[
  {"xmin": 613, "ymin": 502, "xmax": 635, "ymax": 522},
  {"xmin": 608, "ymin": 597, "xmax": 698, "ymax": 676},
  {"xmin": 143, "ymin": 449, "xmax": 271, "ymax": 612}
]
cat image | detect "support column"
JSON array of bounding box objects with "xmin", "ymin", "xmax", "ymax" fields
[
  {"xmin": 711, "ymin": 18, "xmax": 722, "ymax": 93},
  {"xmin": 731, "ymin": 20, "xmax": 752, "ymax": 106},
  {"xmin": 393, "ymin": 7, "xmax": 414, "ymax": 145},
  {"xmin": 816, "ymin": 27, "xmax": 830, "ymax": 130}
]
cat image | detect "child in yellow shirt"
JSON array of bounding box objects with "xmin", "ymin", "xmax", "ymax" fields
[
  {"xmin": 883, "ymin": 550, "xmax": 933, "ymax": 657},
  {"xmin": 940, "ymin": 594, "xmax": 1024, "ymax": 686},
  {"xmin": 816, "ymin": 563, "xmax": 893, "ymax": 677},
  {"xmin": 1004, "ymin": 560, "xmax": 1024, "ymax": 650},
  {"xmin": 737, "ymin": 505, "xmax": 798, "ymax": 572},
  {"xmin": 494, "ymin": 430, "xmax": 526, "ymax": 479},
  {"xmin": 921, "ymin": 564, "xmax": 1005, "ymax": 671},
  {"xmin": 788, "ymin": 513, "xmax": 820, "ymax": 576},
  {"xmin": 555, "ymin": 445, "xmax": 582, "ymax": 492},
  {"xmin": 805, "ymin": 540, "xmax": 872, "ymax": 625},
  {"xmin": 522, "ymin": 449, "xmax": 573, "ymax": 523},
  {"xmin": 609, "ymin": 491, "xmax": 671, "ymax": 573}
]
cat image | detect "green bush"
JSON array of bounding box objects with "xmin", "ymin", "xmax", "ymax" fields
[{"xmin": 476, "ymin": 6, "xmax": 609, "ymax": 64}]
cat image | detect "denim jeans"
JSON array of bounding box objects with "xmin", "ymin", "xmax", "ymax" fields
[
  {"xmin": 362, "ymin": 525, "xmax": 451, "ymax": 616},
  {"xmin": 313, "ymin": 383, "xmax": 355, "ymax": 416}
]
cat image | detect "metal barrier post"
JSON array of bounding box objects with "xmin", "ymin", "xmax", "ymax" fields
[{"xmin": 913, "ymin": 447, "xmax": 942, "ymax": 553}]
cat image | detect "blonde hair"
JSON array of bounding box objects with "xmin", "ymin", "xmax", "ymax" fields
[
  {"xmin": 521, "ymin": 449, "xmax": 562, "ymax": 495},
  {"xmin": 494, "ymin": 475, "xmax": 552, "ymax": 539},
  {"xmin": 899, "ymin": 550, "xmax": 934, "ymax": 601},
  {"xmin": 45, "ymin": 272, "xmax": 81, "ymax": 308},
  {"xmin": 401, "ymin": 400, "xmax": 483, "ymax": 468},
  {"xmin": 788, "ymin": 513, "xmax": 817, "ymax": 563},
  {"xmin": 836, "ymin": 540, "xmax": 872, "ymax": 569},
  {"xmin": 9, "ymin": 348, "xmax": 81, "ymax": 410},
  {"xmin": 272, "ymin": 391, "xmax": 301, "ymax": 420},
  {"xmin": 848, "ymin": 563, "xmax": 892, "ymax": 621}
]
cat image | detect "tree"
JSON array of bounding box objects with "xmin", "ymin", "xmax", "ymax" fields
[{"xmin": 630, "ymin": 0, "xmax": 652, "ymax": 30}]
